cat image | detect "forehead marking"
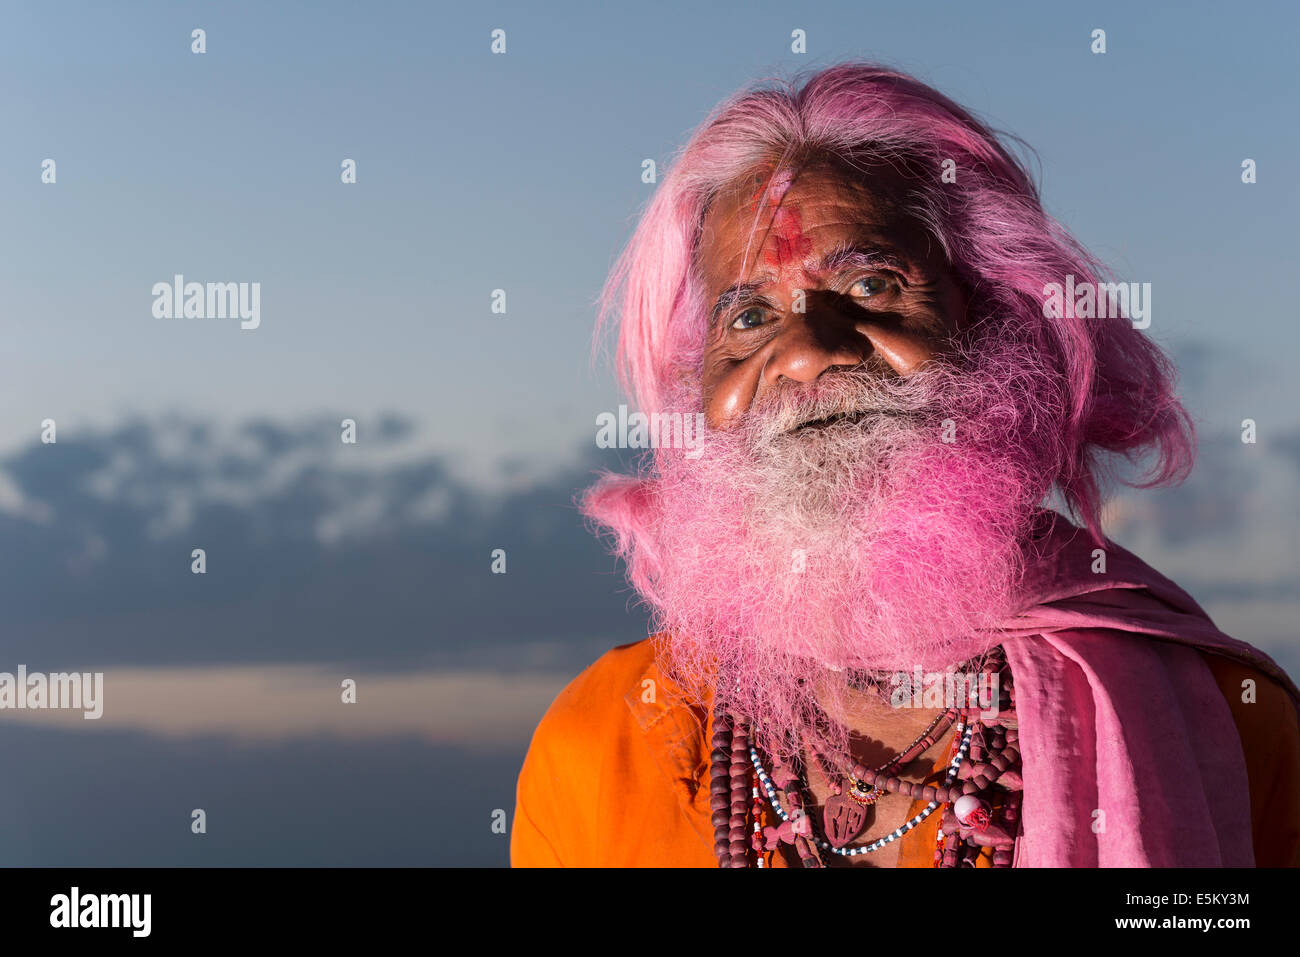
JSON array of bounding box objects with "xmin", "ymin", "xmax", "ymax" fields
[{"xmin": 741, "ymin": 165, "xmax": 813, "ymax": 270}]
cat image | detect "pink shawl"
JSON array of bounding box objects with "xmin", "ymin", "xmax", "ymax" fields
[{"xmin": 1000, "ymin": 512, "xmax": 1300, "ymax": 866}]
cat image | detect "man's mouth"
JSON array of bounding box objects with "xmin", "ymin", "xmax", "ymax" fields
[{"xmin": 788, "ymin": 408, "xmax": 877, "ymax": 433}]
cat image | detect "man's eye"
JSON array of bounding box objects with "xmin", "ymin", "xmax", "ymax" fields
[
  {"xmin": 849, "ymin": 275, "xmax": 892, "ymax": 298},
  {"xmin": 730, "ymin": 307, "xmax": 767, "ymax": 330}
]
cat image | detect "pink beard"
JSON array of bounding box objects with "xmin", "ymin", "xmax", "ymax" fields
[{"xmin": 582, "ymin": 336, "xmax": 1068, "ymax": 757}]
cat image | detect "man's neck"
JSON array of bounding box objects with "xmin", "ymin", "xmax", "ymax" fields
[{"xmin": 822, "ymin": 680, "xmax": 951, "ymax": 769}]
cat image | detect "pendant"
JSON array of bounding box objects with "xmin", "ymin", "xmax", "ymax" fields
[{"xmin": 823, "ymin": 792, "xmax": 871, "ymax": 848}]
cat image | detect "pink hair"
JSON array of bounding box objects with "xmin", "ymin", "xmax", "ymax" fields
[{"xmin": 590, "ymin": 61, "xmax": 1194, "ymax": 543}]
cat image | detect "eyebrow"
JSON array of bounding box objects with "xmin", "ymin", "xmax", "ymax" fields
[{"xmin": 708, "ymin": 240, "xmax": 914, "ymax": 327}]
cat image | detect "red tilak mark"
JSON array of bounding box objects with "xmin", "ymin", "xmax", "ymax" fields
[
  {"xmin": 746, "ymin": 168, "xmax": 812, "ymax": 268},
  {"xmin": 762, "ymin": 204, "xmax": 813, "ymax": 268}
]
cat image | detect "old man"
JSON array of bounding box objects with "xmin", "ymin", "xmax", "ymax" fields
[{"xmin": 511, "ymin": 63, "xmax": 1300, "ymax": 868}]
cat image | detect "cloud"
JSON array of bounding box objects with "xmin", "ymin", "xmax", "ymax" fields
[
  {"xmin": 0, "ymin": 410, "xmax": 650, "ymax": 671},
  {"xmin": 0, "ymin": 468, "xmax": 53, "ymax": 523}
]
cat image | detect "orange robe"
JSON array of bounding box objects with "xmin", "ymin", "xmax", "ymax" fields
[{"xmin": 511, "ymin": 636, "xmax": 1300, "ymax": 867}]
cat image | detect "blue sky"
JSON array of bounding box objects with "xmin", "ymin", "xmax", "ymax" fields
[
  {"xmin": 0, "ymin": 0, "xmax": 1296, "ymax": 865},
  {"xmin": 4, "ymin": 0, "xmax": 1298, "ymax": 468}
]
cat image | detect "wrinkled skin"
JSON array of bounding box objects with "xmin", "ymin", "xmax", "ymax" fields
[
  {"xmin": 697, "ymin": 154, "xmax": 969, "ymax": 431},
  {"xmin": 693, "ymin": 157, "xmax": 989, "ymax": 867}
]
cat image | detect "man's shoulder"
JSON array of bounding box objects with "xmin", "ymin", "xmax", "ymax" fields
[
  {"xmin": 513, "ymin": 636, "xmax": 717, "ymax": 866},
  {"xmin": 1200, "ymin": 650, "xmax": 1300, "ymax": 739},
  {"xmin": 512, "ymin": 638, "xmax": 660, "ymax": 866},
  {"xmin": 1198, "ymin": 649, "xmax": 1300, "ymax": 866},
  {"xmin": 529, "ymin": 637, "xmax": 660, "ymax": 745}
]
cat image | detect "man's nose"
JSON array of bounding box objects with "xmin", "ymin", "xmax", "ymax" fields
[{"xmin": 760, "ymin": 300, "xmax": 935, "ymax": 389}]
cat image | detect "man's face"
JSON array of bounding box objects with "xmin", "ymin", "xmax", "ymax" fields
[
  {"xmin": 585, "ymin": 156, "xmax": 1065, "ymax": 754},
  {"xmin": 697, "ymin": 156, "xmax": 968, "ymax": 431}
]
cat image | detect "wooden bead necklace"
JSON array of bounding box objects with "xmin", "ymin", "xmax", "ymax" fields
[{"xmin": 709, "ymin": 644, "xmax": 1023, "ymax": 868}]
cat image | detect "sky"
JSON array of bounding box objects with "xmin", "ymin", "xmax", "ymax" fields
[{"xmin": 0, "ymin": 0, "xmax": 1297, "ymax": 866}]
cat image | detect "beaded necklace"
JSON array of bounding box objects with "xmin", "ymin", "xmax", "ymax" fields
[
  {"xmin": 750, "ymin": 716, "xmax": 972, "ymax": 861},
  {"xmin": 709, "ymin": 644, "xmax": 1023, "ymax": 868},
  {"xmin": 811, "ymin": 706, "xmax": 958, "ymax": 847}
]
